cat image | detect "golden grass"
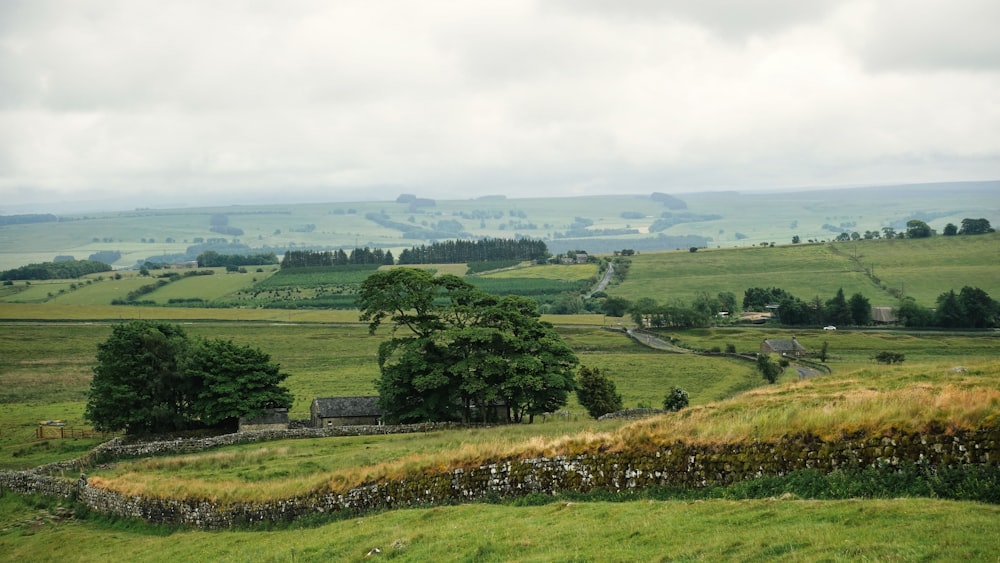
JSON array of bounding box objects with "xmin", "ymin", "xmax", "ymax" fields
[{"xmin": 90, "ymin": 359, "xmax": 1000, "ymax": 504}]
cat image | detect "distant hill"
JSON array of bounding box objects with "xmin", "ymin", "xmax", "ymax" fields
[{"xmin": 0, "ymin": 181, "xmax": 996, "ymax": 272}]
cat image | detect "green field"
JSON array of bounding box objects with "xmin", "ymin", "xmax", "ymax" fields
[
  {"xmin": 609, "ymin": 233, "xmax": 1000, "ymax": 307},
  {"xmin": 2, "ymin": 494, "xmax": 995, "ymax": 562},
  {"xmin": 1, "ymin": 195, "xmax": 999, "ymax": 559},
  {"xmin": 2, "ymin": 183, "xmax": 996, "ymax": 273}
]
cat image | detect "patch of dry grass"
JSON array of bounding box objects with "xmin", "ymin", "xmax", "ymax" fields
[{"xmin": 90, "ymin": 360, "xmax": 1000, "ymax": 503}]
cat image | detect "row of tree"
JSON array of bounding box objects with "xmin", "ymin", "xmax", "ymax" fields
[
  {"xmin": 822, "ymin": 218, "xmax": 993, "ymax": 242},
  {"xmin": 624, "ymin": 292, "xmax": 739, "ymax": 329},
  {"xmin": 897, "ymin": 288, "xmax": 999, "ymax": 329},
  {"xmin": 750, "ymin": 285, "xmax": 998, "ymax": 329},
  {"xmin": 358, "ymin": 268, "xmax": 579, "ymax": 424},
  {"xmin": 85, "ymin": 321, "xmax": 292, "ymax": 434},
  {"xmin": 0, "ymin": 259, "xmax": 112, "ymax": 281},
  {"xmin": 396, "ymin": 238, "xmax": 549, "ymax": 265},
  {"xmin": 197, "ymin": 250, "xmax": 279, "ymax": 268},
  {"xmin": 281, "ymin": 248, "xmax": 395, "ymax": 268}
]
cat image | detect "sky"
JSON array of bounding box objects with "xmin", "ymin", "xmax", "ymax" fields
[{"xmin": 1, "ymin": 0, "xmax": 999, "ymax": 211}]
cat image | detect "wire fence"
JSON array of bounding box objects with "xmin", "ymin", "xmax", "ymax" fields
[{"xmin": 35, "ymin": 425, "xmax": 118, "ymax": 441}]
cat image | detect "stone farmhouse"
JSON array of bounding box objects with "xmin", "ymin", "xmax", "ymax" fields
[
  {"xmin": 311, "ymin": 396, "xmax": 382, "ymax": 427},
  {"xmin": 760, "ymin": 338, "xmax": 808, "ymax": 358}
]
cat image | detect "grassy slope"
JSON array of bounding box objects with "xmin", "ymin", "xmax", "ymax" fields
[
  {"xmin": 2, "ymin": 495, "xmax": 998, "ymax": 562},
  {"xmin": 2, "ymin": 183, "xmax": 997, "ymax": 272},
  {"xmin": 4, "ymin": 232, "xmax": 996, "ymax": 311},
  {"xmin": 609, "ymin": 233, "xmax": 1000, "ymax": 307},
  {"xmin": 84, "ymin": 358, "xmax": 999, "ymax": 503}
]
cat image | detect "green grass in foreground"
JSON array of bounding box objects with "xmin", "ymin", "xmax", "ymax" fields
[{"xmin": 1, "ymin": 494, "xmax": 997, "ymax": 562}]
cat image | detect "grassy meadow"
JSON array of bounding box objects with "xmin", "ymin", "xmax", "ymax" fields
[
  {"xmin": 609, "ymin": 232, "xmax": 1000, "ymax": 307},
  {"xmin": 1, "ymin": 493, "xmax": 996, "ymax": 562},
  {"xmin": 0, "ymin": 203, "xmax": 998, "ymax": 559},
  {"xmin": 2, "ymin": 182, "xmax": 996, "ymax": 272}
]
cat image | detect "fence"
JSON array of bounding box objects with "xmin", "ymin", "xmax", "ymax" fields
[{"xmin": 36, "ymin": 425, "xmax": 117, "ymax": 441}]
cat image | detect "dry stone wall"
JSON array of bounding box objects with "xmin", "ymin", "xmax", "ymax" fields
[{"xmin": 2, "ymin": 427, "xmax": 997, "ymax": 529}]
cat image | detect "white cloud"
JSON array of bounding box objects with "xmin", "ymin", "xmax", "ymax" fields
[{"xmin": 0, "ymin": 0, "xmax": 997, "ymax": 208}]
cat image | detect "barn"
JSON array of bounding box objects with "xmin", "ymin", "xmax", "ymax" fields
[
  {"xmin": 311, "ymin": 396, "xmax": 382, "ymax": 427},
  {"xmin": 760, "ymin": 338, "xmax": 808, "ymax": 358}
]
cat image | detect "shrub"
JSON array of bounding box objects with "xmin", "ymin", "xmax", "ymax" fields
[{"xmin": 662, "ymin": 387, "xmax": 689, "ymax": 412}]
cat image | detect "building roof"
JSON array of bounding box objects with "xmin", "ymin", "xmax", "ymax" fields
[
  {"xmin": 312, "ymin": 396, "xmax": 382, "ymax": 418},
  {"xmin": 871, "ymin": 306, "xmax": 898, "ymax": 323},
  {"xmin": 763, "ymin": 338, "xmax": 807, "ymax": 353}
]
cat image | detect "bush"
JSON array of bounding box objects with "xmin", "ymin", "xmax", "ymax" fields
[
  {"xmin": 662, "ymin": 387, "xmax": 689, "ymax": 412},
  {"xmin": 873, "ymin": 351, "xmax": 905, "ymax": 364}
]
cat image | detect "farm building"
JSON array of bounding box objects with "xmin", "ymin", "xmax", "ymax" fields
[
  {"xmin": 760, "ymin": 338, "xmax": 808, "ymax": 358},
  {"xmin": 311, "ymin": 396, "xmax": 382, "ymax": 427},
  {"xmin": 238, "ymin": 408, "xmax": 289, "ymax": 432},
  {"xmin": 871, "ymin": 306, "xmax": 898, "ymax": 324}
]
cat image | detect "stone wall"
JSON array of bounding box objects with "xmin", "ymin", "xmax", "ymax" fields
[{"xmin": 2, "ymin": 427, "xmax": 997, "ymax": 529}]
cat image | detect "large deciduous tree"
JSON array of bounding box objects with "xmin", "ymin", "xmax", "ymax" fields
[
  {"xmin": 959, "ymin": 218, "xmax": 994, "ymax": 235},
  {"xmin": 86, "ymin": 321, "xmax": 192, "ymax": 434},
  {"xmin": 185, "ymin": 338, "xmax": 292, "ymax": 427},
  {"xmin": 85, "ymin": 320, "xmax": 292, "ymax": 434},
  {"xmin": 906, "ymin": 220, "xmax": 933, "ymax": 238},
  {"xmin": 358, "ymin": 268, "xmax": 578, "ymax": 424}
]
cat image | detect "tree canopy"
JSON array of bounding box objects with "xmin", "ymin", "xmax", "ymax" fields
[
  {"xmin": 576, "ymin": 365, "xmax": 623, "ymax": 418},
  {"xmin": 85, "ymin": 321, "xmax": 292, "ymax": 434},
  {"xmin": 357, "ymin": 268, "xmax": 578, "ymax": 423}
]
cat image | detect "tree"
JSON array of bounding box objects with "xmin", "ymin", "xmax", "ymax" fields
[
  {"xmin": 601, "ymin": 296, "xmax": 631, "ymax": 317},
  {"xmin": 358, "ymin": 268, "xmax": 578, "ymax": 423},
  {"xmin": 943, "ymin": 223, "xmax": 958, "ymax": 236},
  {"xmin": 792, "ymin": 235, "xmax": 801, "ymax": 244},
  {"xmin": 959, "ymin": 218, "xmax": 994, "ymax": 235},
  {"xmin": 895, "ymin": 297, "xmax": 934, "ymax": 327},
  {"xmin": 935, "ymin": 290, "xmax": 965, "ymax": 328},
  {"xmin": 906, "ymin": 219, "xmax": 933, "ymax": 239},
  {"xmin": 848, "ymin": 292, "xmax": 872, "ymax": 326},
  {"xmin": 824, "ymin": 288, "xmax": 852, "ymax": 326},
  {"xmin": 576, "ymin": 365, "xmax": 622, "ymax": 418},
  {"xmin": 957, "ymin": 286, "xmax": 998, "ymax": 328},
  {"xmin": 756, "ymin": 354, "xmax": 781, "ymax": 384},
  {"xmin": 85, "ymin": 320, "xmax": 294, "ymax": 434},
  {"xmin": 662, "ymin": 386, "xmax": 689, "ymax": 412},
  {"xmin": 86, "ymin": 321, "xmax": 192, "ymax": 434},
  {"xmin": 185, "ymin": 338, "xmax": 292, "ymax": 427}
]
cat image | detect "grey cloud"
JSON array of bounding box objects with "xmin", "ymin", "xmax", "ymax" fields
[{"xmin": 856, "ymin": 0, "xmax": 1000, "ymax": 71}]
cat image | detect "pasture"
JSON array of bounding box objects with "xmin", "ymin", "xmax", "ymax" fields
[
  {"xmin": 609, "ymin": 232, "xmax": 1000, "ymax": 307},
  {"xmin": 2, "ymin": 182, "xmax": 996, "ymax": 273},
  {"xmin": 2, "ymin": 494, "xmax": 996, "ymax": 561}
]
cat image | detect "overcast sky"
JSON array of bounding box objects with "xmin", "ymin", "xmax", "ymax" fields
[{"xmin": 2, "ymin": 0, "xmax": 999, "ymax": 210}]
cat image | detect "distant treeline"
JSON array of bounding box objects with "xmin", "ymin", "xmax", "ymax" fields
[
  {"xmin": 0, "ymin": 259, "xmax": 112, "ymax": 280},
  {"xmin": 281, "ymin": 248, "xmax": 395, "ymax": 268},
  {"xmin": 365, "ymin": 211, "xmax": 471, "ymax": 240},
  {"xmin": 397, "ymin": 238, "xmax": 549, "ymax": 264},
  {"xmin": 197, "ymin": 250, "xmax": 279, "ymax": 268},
  {"xmin": 0, "ymin": 213, "xmax": 59, "ymax": 226}
]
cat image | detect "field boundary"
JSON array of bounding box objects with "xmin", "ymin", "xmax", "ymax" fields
[{"xmin": 2, "ymin": 426, "xmax": 996, "ymax": 529}]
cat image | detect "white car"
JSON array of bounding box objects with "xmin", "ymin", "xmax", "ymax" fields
[{"xmin": 823, "ymin": 325, "xmax": 837, "ymax": 331}]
